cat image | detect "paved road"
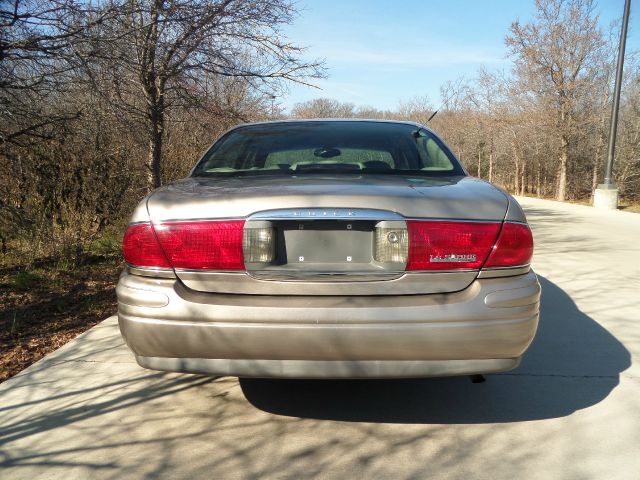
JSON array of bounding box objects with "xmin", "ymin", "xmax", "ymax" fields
[{"xmin": 1, "ymin": 197, "xmax": 639, "ymax": 480}]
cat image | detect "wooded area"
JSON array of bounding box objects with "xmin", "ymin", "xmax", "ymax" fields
[
  {"xmin": 1, "ymin": 0, "xmax": 639, "ymax": 266},
  {"xmin": 1, "ymin": 0, "xmax": 323, "ymax": 262},
  {"xmin": 293, "ymin": 0, "xmax": 640, "ymax": 205}
]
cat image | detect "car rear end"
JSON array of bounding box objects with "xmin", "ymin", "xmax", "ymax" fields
[{"xmin": 116, "ymin": 120, "xmax": 540, "ymax": 378}]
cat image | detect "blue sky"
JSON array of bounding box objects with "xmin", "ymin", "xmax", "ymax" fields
[{"xmin": 281, "ymin": 0, "xmax": 640, "ymax": 110}]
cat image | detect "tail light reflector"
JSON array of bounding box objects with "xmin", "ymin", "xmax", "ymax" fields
[
  {"xmin": 374, "ymin": 225, "xmax": 409, "ymax": 264},
  {"xmin": 243, "ymin": 225, "xmax": 275, "ymax": 263},
  {"xmin": 484, "ymin": 222, "xmax": 533, "ymax": 267},
  {"xmin": 406, "ymin": 221, "xmax": 501, "ymax": 271},
  {"xmin": 153, "ymin": 220, "xmax": 245, "ymax": 270},
  {"xmin": 123, "ymin": 223, "xmax": 172, "ymax": 269}
]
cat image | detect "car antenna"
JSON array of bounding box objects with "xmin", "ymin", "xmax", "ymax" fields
[{"xmin": 427, "ymin": 88, "xmax": 456, "ymax": 122}]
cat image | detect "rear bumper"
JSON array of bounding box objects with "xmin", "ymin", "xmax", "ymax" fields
[
  {"xmin": 117, "ymin": 270, "xmax": 540, "ymax": 378},
  {"xmin": 135, "ymin": 356, "xmax": 520, "ymax": 378}
]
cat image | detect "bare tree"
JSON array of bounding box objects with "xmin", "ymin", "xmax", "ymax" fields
[
  {"xmin": 0, "ymin": 0, "xmax": 126, "ymax": 146},
  {"xmin": 291, "ymin": 98, "xmax": 356, "ymax": 118},
  {"xmin": 1, "ymin": 0, "xmax": 321, "ymax": 259},
  {"xmin": 78, "ymin": 0, "xmax": 324, "ymax": 189},
  {"xmin": 506, "ymin": 0, "xmax": 605, "ymax": 200}
]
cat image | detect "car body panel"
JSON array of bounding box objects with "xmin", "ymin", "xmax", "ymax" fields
[
  {"xmin": 146, "ymin": 175, "xmax": 509, "ymax": 222},
  {"xmin": 117, "ymin": 270, "xmax": 540, "ymax": 377}
]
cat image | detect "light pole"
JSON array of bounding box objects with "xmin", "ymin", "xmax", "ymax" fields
[
  {"xmin": 269, "ymin": 95, "xmax": 276, "ymax": 118},
  {"xmin": 594, "ymin": 0, "xmax": 631, "ymax": 209}
]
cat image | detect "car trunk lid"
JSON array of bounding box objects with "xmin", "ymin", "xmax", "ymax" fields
[{"xmin": 146, "ymin": 175, "xmax": 509, "ymax": 295}]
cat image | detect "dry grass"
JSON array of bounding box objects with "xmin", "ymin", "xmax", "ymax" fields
[
  {"xmin": 0, "ymin": 255, "xmax": 122, "ymax": 382},
  {"xmin": 619, "ymin": 201, "xmax": 640, "ymax": 213}
]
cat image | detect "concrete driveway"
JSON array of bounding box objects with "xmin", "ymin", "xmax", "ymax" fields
[{"xmin": 1, "ymin": 197, "xmax": 639, "ymax": 480}]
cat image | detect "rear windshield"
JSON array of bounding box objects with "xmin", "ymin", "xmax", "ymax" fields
[{"xmin": 192, "ymin": 121, "xmax": 465, "ymax": 177}]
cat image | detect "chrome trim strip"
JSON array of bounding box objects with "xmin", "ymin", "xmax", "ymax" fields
[
  {"xmin": 171, "ymin": 267, "xmax": 527, "ymax": 280},
  {"xmin": 128, "ymin": 266, "xmax": 177, "ymax": 279},
  {"xmin": 148, "ymin": 217, "xmax": 244, "ymax": 225},
  {"xmin": 174, "ymin": 269, "xmax": 246, "ymax": 275},
  {"xmin": 406, "ymin": 268, "xmax": 478, "ymax": 274},
  {"xmin": 248, "ymin": 208, "xmax": 404, "ymax": 221},
  {"xmin": 477, "ymin": 265, "xmax": 530, "ymax": 278},
  {"xmin": 173, "ymin": 268, "xmax": 481, "ymax": 278},
  {"xmin": 247, "ymin": 271, "xmax": 405, "ymax": 282},
  {"xmin": 173, "ymin": 268, "xmax": 481, "ymax": 276},
  {"xmin": 150, "ymin": 266, "xmax": 524, "ymax": 278}
]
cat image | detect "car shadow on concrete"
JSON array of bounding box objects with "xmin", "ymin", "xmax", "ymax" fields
[{"xmin": 240, "ymin": 276, "xmax": 630, "ymax": 423}]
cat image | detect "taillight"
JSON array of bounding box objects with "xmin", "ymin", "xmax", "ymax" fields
[
  {"xmin": 374, "ymin": 222, "xmax": 409, "ymax": 265},
  {"xmin": 153, "ymin": 220, "xmax": 245, "ymax": 270},
  {"xmin": 243, "ymin": 224, "xmax": 275, "ymax": 263},
  {"xmin": 406, "ymin": 221, "xmax": 501, "ymax": 271},
  {"xmin": 123, "ymin": 218, "xmax": 533, "ymax": 273},
  {"xmin": 123, "ymin": 223, "xmax": 171, "ymax": 268},
  {"xmin": 484, "ymin": 222, "xmax": 533, "ymax": 268}
]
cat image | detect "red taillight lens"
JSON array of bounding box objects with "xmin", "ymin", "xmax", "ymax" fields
[
  {"xmin": 153, "ymin": 220, "xmax": 245, "ymax": 270},
  {"xmin": 484, "ymin": 222, "xmax": 533, "ymax": 268},
  {"xmin": 122, "ymin": 223, "xmax": 171, "ymax": 268},
  {"xmin": 406, "ymin": 221, "xmax": 501, "ymax": 271}
]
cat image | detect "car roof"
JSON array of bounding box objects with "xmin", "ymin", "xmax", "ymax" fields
[{"xmin": 235, "ymin": 118, "xmax": 435, "ymax": 133}]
